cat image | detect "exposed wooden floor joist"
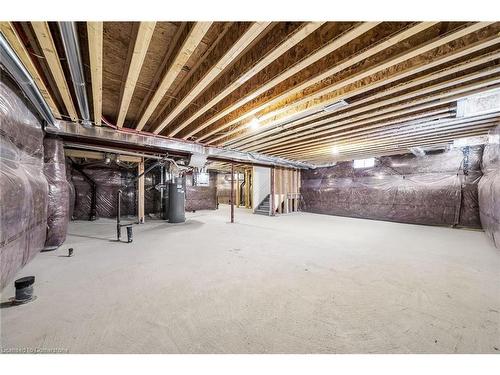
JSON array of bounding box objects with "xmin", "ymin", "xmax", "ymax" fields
[
  {"xmin": 163, "ymin": 22, "xmax": 272, "ymax": 137},
  {"xmin": 214, "ymin": 22, "xmax": 494, "ymax": 146},
  {"xmin": 116, "ymin": 22, "xmax": 156, "ymax": 127},
  {"xmin": 8, "ymin": 21, "xmax": 499, "ymax": 166},
  {"xmin": 135, "ymin": 22, "xmax": 213, "ymax": 131},
  {"xmin": 87, "ymin": 22, "xmax": 103, "ymax": 125},
  {"xmin": 31, "ymin": 21, "xmax": 78, "ymax": 121},
  {"xmin": 0, "ymin": 22, "xmax": 62, "ymax": 118}
]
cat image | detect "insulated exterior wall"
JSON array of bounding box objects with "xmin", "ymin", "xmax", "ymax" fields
[
  {"xmin": 478, "ymin": 125, "xmax": 500, "ymax": 248},
  {"xmin": 43, "ymin": 137, "xmax": 71, "ymax": 247},
  {"xmin": 69, "ymin": 165, "xmax": 136, "ymax": 219},
  {"xmin": 0, "ymin": 79, "xmax": 48, "ymax": 289},
  {"xmin": 216, "ymin": 173, "xmax": 232, "ymax": 204},
  {"xmin": 300, "ymin": 148, "xmax": 483, "ymax": 227},
  {"xmin": 68, "ymin": 162, "xmax": 167, "ymax": 220},
  {"xmin": 144, "ymin": 168, "xmax": 162, "ymax": 216},
  {"xmin": 185, "ymin": 172, "xmax": 217, "ymax": 211}
]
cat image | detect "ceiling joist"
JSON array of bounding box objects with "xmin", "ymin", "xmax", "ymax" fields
[
  {"xmin": 0, "ymin": 22, "xmax": 61, "ymax": 118},
  {"xmin": 31, "ymin": 21, "xmax": 78, "ymax": 121},
  {"xmin": 87, "ymin": 22, "xmax": 103, "ymax": 125},
  {"xmin": 179, "ymin": 22, "xmax": 326, "ymax": 140},
  {"xmin": 116, "ymin": 21, "xmax": 156, "ymax": 127},
  {"xmin": 135, "ymin": 22, "xmax": 213, "ymax": 131},
  {"xmin": 194, "ymin": 21, "xmax": 384, "ymax": 141},
  {"xmin": 7, "ymin": 21, "xmax": 499, "ymax": 166},
  {"xmin": 163, "ymin": 22, "xmax": 272, "ymax": 137},
  {"xmin": 215, "ymin": 22, "xmax": 493, "ymax": 146}
]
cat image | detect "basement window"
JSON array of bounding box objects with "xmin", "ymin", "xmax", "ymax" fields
[{"xmin": 353, "ymin": 157, "xmax": 375, "ymax": 169}]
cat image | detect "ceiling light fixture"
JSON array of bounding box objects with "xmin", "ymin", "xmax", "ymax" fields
[
  {"xmin": 331, "ymin": 146, "xmax": 340, "ymax": 155},
  {"xmin": 249, "ymin": 117, "xmax": 260, "ymax": 131}
]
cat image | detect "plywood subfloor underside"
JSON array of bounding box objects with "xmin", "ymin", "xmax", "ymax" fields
[{"xmin": 1, "ymin": 206, "xmax": 499, "ymax": 353}]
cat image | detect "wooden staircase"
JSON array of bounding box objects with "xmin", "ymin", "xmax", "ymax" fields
[{"xmin": 254, "ymin": 194, "xmax": 271, "ymax": 216}]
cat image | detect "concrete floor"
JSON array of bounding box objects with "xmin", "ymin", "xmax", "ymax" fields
[{"xmin": 1, "ymin": 205, "xmax": 499, "ymax": 354}]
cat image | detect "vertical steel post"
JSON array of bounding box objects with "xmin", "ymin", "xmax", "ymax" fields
[
  {"xmin": 230, "ymin": 163, "xmax": 235, "ymax": 223},
  {"xmin": 270, "ymin": 167, "xmax": 275, "ymax": 216},
  {"xmin": 138, "ymin": 158, "xmax": 145, "ymax": 224},
  {"xmin": 116, "ymin": 190, "xmax": 122, "ymax": 241}
]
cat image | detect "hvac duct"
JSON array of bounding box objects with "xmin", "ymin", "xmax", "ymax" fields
[
  {"xmin": 58, "ymin": 22, "xmax": 92, "ymax": 128},
  {"xmin": 0, "ymin": 32, "xmax": 56, "ymax": 126},
  {"xmin": 46, "ymin": 121, "xmax": 314, "ymax": 169}
]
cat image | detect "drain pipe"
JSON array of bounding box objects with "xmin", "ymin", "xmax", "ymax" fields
[
  {"xmin": 58, "ymin": 22, "xmax": 92, "ymax": 128},
  {"xmin": 0, "ymin": 32, "xmax": 56, "ymax": 126}
]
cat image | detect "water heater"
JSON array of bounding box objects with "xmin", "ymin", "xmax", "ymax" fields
[{"xmin": 168, "ymin": 177, "xmax": 185, "ymax": 223}]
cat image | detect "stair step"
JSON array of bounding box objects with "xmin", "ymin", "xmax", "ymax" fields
[{"xmin": 254, "ymin": 210, "xmax": 270, "ymax": 216}]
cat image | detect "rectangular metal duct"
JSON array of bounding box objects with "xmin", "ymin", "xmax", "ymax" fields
[{"xmin": 45, "ymin": 121, "xmax": 314, "ymax": 169}]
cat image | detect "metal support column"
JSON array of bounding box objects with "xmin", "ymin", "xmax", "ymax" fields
[
  {"xmin": 138, "ymin": 157, "xmax": 145, "ymax": 223},
  {"xmin": 230, "ymin": 163, "xmax": 235, "ymax": 223},
  {"xmin": 270, "ymin": 167, "xmax": 275, "ymax": 217}
]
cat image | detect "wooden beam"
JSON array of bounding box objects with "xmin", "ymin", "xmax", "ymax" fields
[
  {"xmin": 194, "ymin": 22, "xmax": 382, "ymax": 141},
  {"xmin": 201, "ymin": 22, "xmax": 437, "ymax": 143},
  {"xmin": 212, "ymin": 22, "xmax": 492, "ymax": 145},
  {"xmin": 278, "ymin": 115, "xmax": 499, "ymax": 158},
  {"xmin": 64, "ymin": 149, "xmax": 142, "ymax": 163},
  {"xmin": 302, "ymin": 130, "xmax": 493, "ymax": 163},
  {"xmin": 31, "ymin": 21, "xmax": 78, "ymax": 121},
  {"xmin": 236, "ymin": 170, "xmax": 240, "ymax": 207},
  {"xmin": 298, "ymin": 126, "xmax": 495, "ymax": 163},
  {"xmin": 135, "ymin": 22, "xmax": 213, "ymax": 132},
  {"xmin": 266, "ymin": 108, "xmax": 454, "ymax": 154},
  {"xmin": 281, "ymin": 119, "xmax": 498, "ymax": 158},
  {"xmin": 0, "ymin": 22, "xmax": 61, "ymax": 118},
  {"xmin": 236, "ymin": 40, "xmax": 500, "ymax": 150},
  {"xmin": 243, "ymin": 62, "xmax": 500, "ymax": 152},
  {"xmin": 163, "ymin": 22, "xmax": 271, "ymax": 137},
  {"xmin": 116, "ymin": 22, "xmax": 156, "ymax": 127},
  {"xmin": 179, "ymin": 22, "xmax": 325, "ymax": 139},
  {"xmin": 87, "ymin": 22, "xmax": 103, "ymax": 125}
]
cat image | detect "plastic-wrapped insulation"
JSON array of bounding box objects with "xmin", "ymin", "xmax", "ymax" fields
[
  {"xmin": 300, "ymin": 147, "xmax": 483, "ymax": 228},
  {"xmin": 43, "ymin": 137, "xmax": 71, "ymax": 248},
  {"xmin": 69, "ymin": 164, "xmax": 137, "ymax": 219},
  {"xmin": 216, "ymin": 173, "xmax": 233, "ymax": 204},
  {"xmin": 0, "ymin": 78, "xmax": 48, "ymax": 290},
  {"xmin": 478, "ymin": 125, "xmax": 500, "ymax": 248}
]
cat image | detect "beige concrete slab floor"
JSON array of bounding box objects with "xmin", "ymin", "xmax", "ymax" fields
[{"xmin": 1, "ymin": 205, "xmax": 499, "ymax": 353}]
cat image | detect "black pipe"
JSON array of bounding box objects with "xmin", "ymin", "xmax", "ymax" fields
[{"xmin": 14, "ymin": 276, "xmax": 35, "ymax": 304}]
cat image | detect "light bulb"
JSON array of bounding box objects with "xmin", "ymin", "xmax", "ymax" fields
[{"xmin": 250, "ymin": 117, "xmax": 260, "ymax": 130}]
